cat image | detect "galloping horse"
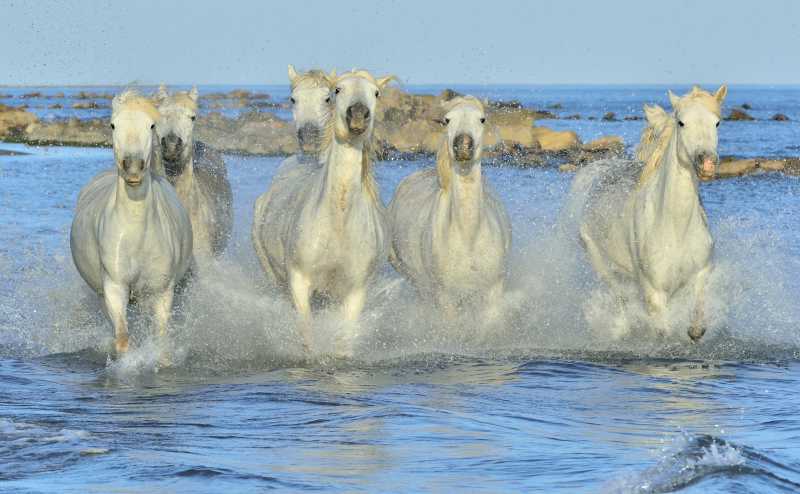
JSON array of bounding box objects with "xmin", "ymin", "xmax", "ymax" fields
[
  {"xmin": 579, "ymin": 85, "xmax": 727, "ymax": 341},
  {"xmin": 252, "ymin": 70, "xmax": 393, "ymax": 355},
  {"xmin": 71, "ymin": 90, "xmax": 193, "ymax": 356}
]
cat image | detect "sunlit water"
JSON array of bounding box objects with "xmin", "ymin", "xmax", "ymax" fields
[{"xmin": 0, "ymin": 86, "xmax": 799, "ymax": 492}]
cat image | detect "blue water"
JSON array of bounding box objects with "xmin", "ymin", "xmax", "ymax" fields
[{"xmin": 0, "ymin": 86, "xmax": 799, "ymax": 492}]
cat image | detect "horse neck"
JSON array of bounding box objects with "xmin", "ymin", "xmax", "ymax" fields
[
  {"xmin": 445, "ymin": 161, "xmax": 484, "ymax": 234},
  {"xmin": 171, "ymin": 152, "xmax": 196, "ymax": 196},
  {"xmin": 649, "ymin": 132, "xmax": 703, "ymax": 221},
  {"xmin": 319, "ymin": 135, "xmax": 368, "ymax": 209},
  {"xmin": 113, "ymin": 173, "xmax": 155, "ymax": 221}
]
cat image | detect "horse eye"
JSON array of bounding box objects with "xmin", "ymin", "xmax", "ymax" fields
[
  {"xmin": 715, "ymin": 121, "xmax": 720, "ymax": 128},
  {"xmin": 335, "ymin": 88, "xmax": 341, "ymax": 94},
  {"xmin": 150, "ymin": 124, "xmax": 155, "ymax": 130},
  {"xmin": 375, "ymin": 91, "xmax": 380, "ymax": 98},
  {"xmin": 110, "ymin": 123, "xmax": 115, "ymax": 130},
  {"xmin": 444, "ymin": 118, "xmax": 450, "ymax": 125},
  {"xmin": 480, "ymin": 117, "xmax": 486, "ymax": 124},
  {"xmin": 290, "ymin": 97, "xmax": 296, "ymax": 104},
  {"xmin": 190, "ymin": 116, "xmax": 196, "ymax": 121},
  {"xmin": 678, "ymin": 120, "xmax": 685, "ymax": 127},
  {"xmin": 325, "ymin": 97, "xmax": 330, "ymax": 103}
]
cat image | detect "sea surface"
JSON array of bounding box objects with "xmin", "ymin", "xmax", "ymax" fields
[{"xmin": 0, "ymin": 86, "xmax": 799, "ymax": 492}]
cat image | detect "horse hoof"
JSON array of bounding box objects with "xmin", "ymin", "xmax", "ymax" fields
[{"xmin": 688, "ymin": 326, "xmax": 706, "ymax": 342}]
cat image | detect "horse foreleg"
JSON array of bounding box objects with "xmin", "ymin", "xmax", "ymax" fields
[
  {"xmin": 103, "ymin": 278, "xmax": 130, "ymax": 356},
  {"xmin": 337, "ymin": 287, "xmax": 366, "ymax": 358},
  {"xmin": 483, "ymin": 281, "xmax": 505, "ymax": 326},
  {"xmin": 642, "ymin": 279, "xmax": 668, "ymax": 337},
  {"xmin": 151, "ymin": 285, "xmax": 175, "ymax": 366},
  {"xmin": 581, "ymin": 226, "xmax": 630, "ymax": 338},
  {"xmin": 288, "ymin": 269, "xmax": 313, "ymax": 353},
  {"xmin": 688, "ymin": 266, "xmax": 711, "ymax": 342}
]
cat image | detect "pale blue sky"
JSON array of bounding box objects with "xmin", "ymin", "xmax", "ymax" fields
[{"xmin": 1, "ymin": 0, "xmax": 798, "ymax": 85}]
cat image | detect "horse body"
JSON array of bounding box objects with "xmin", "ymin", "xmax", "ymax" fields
[
  {"xmin": 155, "ymin": 86, "xmax": 233, "ymax": 261},
  {"xmin": 579, "ymin": 85, "xmax": 727, "ymax": 340},
  {"xmin": 252, "ymin": 70, "xmax": 393, "ymax": 354},
  {"xmin": 389, "ymin": 97, "xmax": 511, "ymax": 317},
  {"xmin": 70, "ymin": 90, "xmax": 192, "ymax": 355}
]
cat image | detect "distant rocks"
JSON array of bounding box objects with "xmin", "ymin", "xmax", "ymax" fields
[
  {"xmin": 771, "ymin": 113, "xmax": 790, "ymax": 121},
  {"xmin": 72, "ymin": 101, "xmax": 107, "ymax": 110},
  {"xmin": 725, "ymin": 109, "xmax": 755, "ymax": 121},
  {"xmin": 24, "ymin": 118, "xmax": 110, "ymax": 147},
  {"xmin": 75, "ymin": 91, "xmax": 113, "ymax": 100},
  {"xmin": 0, "ymin": 104, "xmax": 38, "ymax": 137},
  {"xmin": 602, "ymin": 112, "xmax": 617, "ymax": 121},
  {"xmin": 741, "ymin": 103, "xmax": 753, "ymax": 110},
  {"xmin": 624, "ymin": 115, "xmax": 643, "ymax": 121},
  {"xmin": 564, "ymin": 114, "xmax": 581, "ymax": 120}
]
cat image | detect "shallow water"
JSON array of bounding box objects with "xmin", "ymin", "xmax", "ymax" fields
[{"xmin": 1, "ymin": 86, "xmax": 800, "ymax": 492}]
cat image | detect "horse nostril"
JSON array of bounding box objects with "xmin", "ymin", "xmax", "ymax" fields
[
  {"xmin": 176, "ymin": 137, "xmax": 183, "ymax": 147},
  {"xmin": 454, "ymin": 134, "xmax": 474, "ymax": 151},
  {"xmin": 161, "ymin": 137, "xmax": 166, "ymax": 147},
  {"xmin": 122, "ymin": 158, "xmax": 129, "ymax": 169}
]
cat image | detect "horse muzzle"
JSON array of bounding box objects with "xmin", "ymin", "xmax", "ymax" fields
[
  {"xmin": 453, "ymin": 133, "xmax": 475, "ymax": 162},
  {"xmin": 297, "ymin": 123, "xmax": 321, "ymax": 151},
  {"xmin": 695, "ymin": 152, "xmax": 718, "ymax": 180},
  {"xmin": 161, "ymin": 134, "xmax": 184, "ymax": 163},
  {"xmin": 346, "ymin": 102, "xmax": 370, "ymax": 135}
]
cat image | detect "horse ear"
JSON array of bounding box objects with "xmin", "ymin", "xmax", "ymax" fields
[
  {"xmin": 643, "ymin": 104, "xmax": 668, "ymax": 127},
  {"xmin": 156, "ymin": 84, "xmax": 168, "ymax": 102},
  {"xmin": 668, "ymin": 90, "xmax": 680, "ymax": 109},
  {"xmin": 189, "ymin": 85, "xmax": 199, "ymax": 102},
  {"xmin": 714, "ymin": 84, "xmax": 728, "ymax": 105},
  {"xmin": 376, "ymin": 75, "xmax": 396, "ymax": 89},
  {"xmin": 326, "ymin": 69, "xmax": 337, "ymax": 86},
  {"xmin": 288, "ymin": 64, "xmax": 299, "ymax": 84}
]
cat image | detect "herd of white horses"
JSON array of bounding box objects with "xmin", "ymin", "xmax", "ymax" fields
[{"xmin": 68, "ymin": 66, "xmax": 729, "ymax": 359}]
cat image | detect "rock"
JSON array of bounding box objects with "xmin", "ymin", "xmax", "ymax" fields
[
  {"xmin": 559, "ymin": 163, "xmax": 578, "ymax": 173},
  {"xmin": 583, "ymin": 135, "xmax": 624, "ymax": 153},
  {"xmin": 489, "ymin": 99, "xmax": 523, "ymax": 110},
  {"xmin": 72, "ymin": 101, "xmax": 106, "ymax": 110},
  {"xmin": 624, "ymin": 115, "xmax": 643, "ymax": 121},
  {"xmin": 717, "ymin": 159, "xmax": 757, "ymax": 178},
  {"xmin": 602, "ymin": 112, "xmax": 617, "ymax": 121},
  {"xmin": 771, "ymin": 113, "xmax": 790, "ymax": 121},
  {"xmin": 0, "ymin": 104, "xmax": 38, "ymax": 137},
  {"xmin": 531, "ymin": 126, "xmax": 580, "ymax": 151},
  {"xmin": 564, "ymin": 114, "xmax": 581, "ymax": 120},
  {"xmin": 725, "ymin": 109, "xmax": 754, "ymax": 121},
  {"xmin": 741, "ymin": 103, "xmax": 752, "ymax": 110},
  {"xmin": 20, "ymin": 92, "xmax": 42, "ymax": 99},
  {"xmin": 194, "ymin": 111, "xmax": 296, "ymax": 155},
  {"xmin": 587, "ymin": 116, "xmax": 597, "ymax": 121},
  {"xmin": 75, "ymin": 91, "xmax": 113, "ymax": 99},
  {"xmin": 758, "ymin": 159, "xmax": 785, "ymax": 172},
  {"xmin": 0, "ymin": 94, "xmax": 11, "ymax": 99},
  {"xmin": 48, "ymin": 104, "xmax": 63, "ymax": 109},
  {"xmin": 24, "ymin": 118, "xmax": 110, "ymax": 146},
  {"xmin": 784, "ymin": 158, "xmax": 800, "ymax": 176},
  {"xmin": 547, "ymin": 103, "xmax": 563, "ymax": 110}
]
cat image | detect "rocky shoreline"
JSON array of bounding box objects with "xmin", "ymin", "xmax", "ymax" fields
[{"xmin": 0, "ymin": 89, "xmax": 797, "ymax": 179}]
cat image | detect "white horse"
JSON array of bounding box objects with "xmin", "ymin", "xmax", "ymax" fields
[
  {"xmin": 388, "ymin": 96, "xmax": 511, "ymax": 320},
  {"xmin": 578, "ymin": 85, "xmax": 727, "ymax": 341},
  {"xmin": 252, "ymin": 70, "xmax": 393, "ymax": 355},
  {"xmin": 154, "ymin": 85, "xmax": 233, "ymax": 262},
  {"xmin": 287, "ymin": 65, "xmax": 336, "ymax": 157},
  {"xmin": 70, "ymin": 90, "xmax": 193, "ymax": 355}
]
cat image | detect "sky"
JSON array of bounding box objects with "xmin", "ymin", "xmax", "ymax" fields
[{"xmin": 1, "ymin": 0, "xmax": 798, "ymax": 86}]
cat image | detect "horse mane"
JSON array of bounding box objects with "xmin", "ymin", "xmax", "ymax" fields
[
  {"xmin": 291, "ymin": 69, "xmax": 335, "ymax": 91},
  {"xmin": 164, "ymin": 91, "xmax": 198, "ymax": 113},
  {"xmin": 637, "ymin": 118, "xmax": 675, "ymax": 186},
  {"xmin": 436, "ymin": 96, "xmax": 485, "ymax": 191},
  {"xmin": 315, "ymin": 69, "xmax": 387, "ymax": 205},
  {"xmin": 112, "ymin": 89, "xmax": 161, "ymax": 122},
  {"xmin": 436, "ymin": 135, "xmax": 452, "ymax": 191}
]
